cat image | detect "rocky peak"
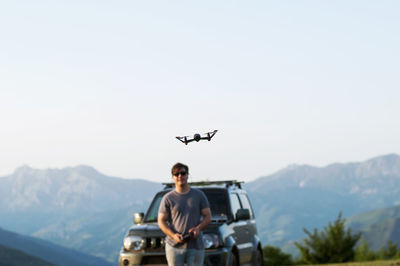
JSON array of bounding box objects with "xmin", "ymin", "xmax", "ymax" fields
[{"xmin": 356, "ymin": 154, "xmax": 400, "ymax": 178}]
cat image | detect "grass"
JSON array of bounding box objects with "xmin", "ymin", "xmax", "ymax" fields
[{"xmin": 301, "ymin": 259, "xmax": 400, "ymax": 266}]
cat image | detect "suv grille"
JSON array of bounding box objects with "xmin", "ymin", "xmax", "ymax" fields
[{"xmin": 144, "ymin": 237, "xmax": 165, "ymax": 250}]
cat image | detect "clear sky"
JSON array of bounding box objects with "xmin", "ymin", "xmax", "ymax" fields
[{"xmin": 1, "ymin": 1, "xmax": 399, "ymax": 183}]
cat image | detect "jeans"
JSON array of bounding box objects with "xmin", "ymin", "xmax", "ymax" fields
[{"xmin": 165, "ymin": 243, "xmax": 205, "ymax": 266}]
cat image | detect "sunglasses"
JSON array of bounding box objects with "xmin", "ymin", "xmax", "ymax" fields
[{"xmin": 173, "ymin": 171, "xmax": 188, "ymax": 177}]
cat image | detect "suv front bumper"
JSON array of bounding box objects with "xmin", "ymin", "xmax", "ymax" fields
[
  {"xmin": 204, "ymin": 248, "xmax": 229, "ymax": 266},
  {"xmin": 119, "ymin": 247, "xmax": 229, "ymax": 266}
]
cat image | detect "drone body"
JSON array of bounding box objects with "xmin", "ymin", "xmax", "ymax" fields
[{"xmin": 176, "ymin": 130, "xmax": 218, "ymax": 145}]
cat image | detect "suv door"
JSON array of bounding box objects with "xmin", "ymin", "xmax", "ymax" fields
[
  {"xmin": 238, "ymin": 193, "xmax": 257, "ymax": 258},
  {"xmin": 229, "ymin": 192, "xmax": 252, "ymax": 264}
]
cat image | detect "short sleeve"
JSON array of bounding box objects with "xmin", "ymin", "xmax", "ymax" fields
[{"xmin": 158, "ymin": 195, "xmax": 170, "ymax": 215}]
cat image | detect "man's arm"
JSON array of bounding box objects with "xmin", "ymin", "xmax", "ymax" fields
[
  {"xmin": 189, "ymin": 207, "xmax": 211, "ymax": 239},
  {"xmin": 158, "ymin": 212, "xmax": 183, "ymax": 244}
]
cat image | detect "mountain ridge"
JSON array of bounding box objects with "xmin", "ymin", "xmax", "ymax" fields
[
  {"xmin": 0, "ymin": 165, "xmax": 161, "ymax": 262},
  {"xmin": 0, "ymin": 227, "xmax": 112, "ymax": 266},
  {"xmin": 245, "ymin": 153, "xmax": 400, "ymax": 252},
  {"xmin": 249, "ymin": 153, "xmax": 400, "ymax": 194},
  {"xmin": 0, "ymin": 164, "xmax": 160, "ymax": 212},
  {"xmin": 346, "ymin": 205, "xmax": 400, "ymax": 250},
  {"xmin": 254, "ymin": 153, "xmax": 400, "ymax": 183},
  {"xmin": 1, "ymin": 153, "xmax": 400, "ymax": 261},
  {"xmin": 0, "ymin": 244, "xmax": 55, "ymax": 266}
]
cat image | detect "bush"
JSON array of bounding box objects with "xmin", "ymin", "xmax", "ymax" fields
[
  {"xmin": 262, "ymin": 245, "xmax": 294, "ymax": 266},
  {"xmin": 378, "ymin": 240, "xmax": 400, "ymax": 260},
  {"xmin": 354, "ymin": 237, "xmax": 376, "ymax": 262},
  {"xmin": 295, "ymin": 212, "xmax": 361, "ymax": 264}
]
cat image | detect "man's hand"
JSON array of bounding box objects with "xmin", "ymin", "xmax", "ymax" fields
[
  {"xmin": 173, "ymin": 233, "xmax": 184, "ymax": 243},
  {"xmin": 191, "ymin": 207, "xmax": 211, "ymax": 239},
  {"xmin": 188, "ymin": 227, "xmax": 200, "ymax": 239},
  {"xmin": 158, "ymin": 212, "xmax": 184, "ymax": 244}
]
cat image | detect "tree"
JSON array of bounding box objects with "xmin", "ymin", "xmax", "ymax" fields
[
  {"xmin": 386, "ymin": 240, "xmax": 398, "ymax": 259},
  {"xmin": 395, "ymin": 250, "xmax": 400, "ymax": 260},
  {"xmin": 295, "ymin": 212, "xmax": 361, "ymax": 264},
  {"xmin": 354, "ymin": 237, "xmax": 376, "ymax": 261},
  {"xmin": 378, "ymin": 240, "xmax": 399, "ymax": 260},
  {"xmin": 262, "ymin": 245, "xmax": 294, "ymax": 266}
]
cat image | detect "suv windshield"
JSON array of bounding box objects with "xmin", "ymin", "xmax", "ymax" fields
[{"xmin": 144, "ymin": 188, "xmax": 228, "ymax": 223}]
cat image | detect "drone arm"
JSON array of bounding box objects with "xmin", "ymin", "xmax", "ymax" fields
[
  {"xmin": 176, "ymin": 136, "xmax": 189, "ymax": 145},
  {"xmin": 206, "ymin": 130, "xmax": 217, "ymax": 141},
  {"xmin": 200, "ymin": 136, "xmax": 211, "ymax": 141}
]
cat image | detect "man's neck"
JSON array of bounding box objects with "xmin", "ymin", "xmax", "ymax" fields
[{"xmin": 175, "ymin": 184, "xmax": 190, "ymax": 194}]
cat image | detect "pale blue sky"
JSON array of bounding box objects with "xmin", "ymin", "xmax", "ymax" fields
[{"xmin": 1, "ymin": 1, "xmax": 399, "ymax": 182}]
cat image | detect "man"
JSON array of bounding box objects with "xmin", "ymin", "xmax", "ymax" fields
[{"xmin": 158, "ymin": 163, "xmax": 211, "ymax": 266}]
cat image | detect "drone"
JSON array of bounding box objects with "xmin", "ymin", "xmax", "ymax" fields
[{"xmin": 176, "ymin": 130, "xmax": 218, "ymax": 145}]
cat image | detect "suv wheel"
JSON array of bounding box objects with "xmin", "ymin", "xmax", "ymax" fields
[
  {"xmin": 228, "ymin": 252, "xmax": 238, "ymax": 266},
  {"xmin": 254, "ymin": 249, "xmax": 263, "ymax": 266}
]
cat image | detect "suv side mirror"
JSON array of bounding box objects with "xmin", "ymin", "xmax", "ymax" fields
[
  {"xmin": 133, "ymin": 212, "xmax": 144, "ymax": 224},
  {"xmin": 236, "ymin": 208, "xmax": 250, "ymax": 221}
]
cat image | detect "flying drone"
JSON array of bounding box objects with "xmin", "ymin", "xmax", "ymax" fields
[{"xmin": 176, "ymin": 130, "xmax": 218, "ymax": 145}]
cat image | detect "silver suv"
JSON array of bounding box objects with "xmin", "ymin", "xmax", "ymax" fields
[{"xmin": 119, "ymin": 180, "xmax": 263, "ymax": 266}]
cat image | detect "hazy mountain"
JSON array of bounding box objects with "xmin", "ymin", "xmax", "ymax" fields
[
  {"xmin": 0, "ymin": 227, "xmax": 111, "ymax": 266},
  {"xmin": 248, "ymin": 153, "xmax": 400, "ymax": 199},
  {"xmin": 0, "ymin": 165, "xmax": 160, "ymax": 230},
  {"xmin": 0, "ymin": 244, "xmax": 55, "ymax": 266},
  {"xmin": 0, "ymin": 165, "xmax": 161, "ymax": 262},
  {"xmin": 0, "ymin": 165, "xmax": 159, "ymax": 213},
  {"xmin": 245, "ymin": 153, "xmax": 400, "ymax": 250},
  {"xmin": 347, "ymin": 205, "xmax": 400, "ymax": 250},
  {"xmin": 1, "ymin": 154, "xmax": 400, "ymax": 262},
  {"xmin": 32, "ymin": 204, "xmax": 138, "ymax": 262}
]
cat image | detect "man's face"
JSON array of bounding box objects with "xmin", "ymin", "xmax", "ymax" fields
[{"xmin": 172, "ymin": 167, "xmax": 188, "ymax": 187}]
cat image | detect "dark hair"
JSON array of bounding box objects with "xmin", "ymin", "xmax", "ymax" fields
[{"xmin": 171, "ymin": 162, "xmax": 189, "ymax": 175}]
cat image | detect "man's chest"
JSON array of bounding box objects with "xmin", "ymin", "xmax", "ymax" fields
[{"xmin": 170, "ymin": 197, "xmax": 198, "ymax": 216}]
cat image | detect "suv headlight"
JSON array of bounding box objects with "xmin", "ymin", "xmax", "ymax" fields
[
  {"xmin": 203, "ymin": 233, "xmax": 220, "ymax": 249},
  {"xmin": 123, "ymin": 236, "xmax": 144, "ymax": 251}
]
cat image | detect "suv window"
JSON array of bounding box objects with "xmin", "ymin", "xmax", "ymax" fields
[
  {"xmin": 203, "ymin": 189, "xmax": 228, "ymax": 217},
  {"xmin": 238, "ymin": 193, "xmax": 254, "ymax": 218},
  {"xmin": 229, "ymin": 193, "xmax": 241, "ymax": 218},
  {"xmin": 144, "ymin": 191, "xmax": 167, "ymax": 222}
]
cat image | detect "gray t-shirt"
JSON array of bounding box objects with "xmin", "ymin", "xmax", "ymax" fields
[{"xmin": 158, "ymin": 188, "xmax": 210, "ymax": 249}]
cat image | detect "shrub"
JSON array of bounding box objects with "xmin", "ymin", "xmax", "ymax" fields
[
  {"xmin": 262, "ymin": 245, "xmax": 294, "ymax": 266},
  {"xmin": 295, "ymin": 212, "xmax": 361, "ymax": 264},
  {"xmin": 354, "ymin": 237, "xmax": 376, "ymax": 262}
]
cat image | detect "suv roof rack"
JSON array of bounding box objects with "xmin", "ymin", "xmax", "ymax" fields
[{"xmin": 162, "ymin": 180, "xmax": 243, "ymax": 189}]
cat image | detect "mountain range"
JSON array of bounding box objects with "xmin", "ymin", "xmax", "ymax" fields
[
  {"xmin": 347, "ymin": 205, "xmax": 400, "ymax": 250},
  {"xmin": 1, "ymin": 154, "xmax": 400, "ymax": 262},
  {"xmin": 246, "ymin": 153, "xmax": 400, "ymax": 252},
  {"xmin": 0, "ymin": 227, "xmax": 111, "ymax": 266},
  {"xmin": 0, "ymin": 165, "xmax": 161, "ymax": 263},
  {"xmin": 0, "ymin": 244, "xmax": 54, "ymax": 266}
]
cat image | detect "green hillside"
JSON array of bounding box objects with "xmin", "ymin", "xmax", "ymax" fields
[
  {"xmin": 267, "ymin": 205, "xmax": 400, "ymax": 259},
  {"xmin": 0, "ymin": 227, "xmax": 112, "ymax": 266},
  {"xmin": 33, "ymin": 204, "xmax": 139, "ymax": 263},
  {"xmin": 347, "ymin": 205, "xmax": 400, "ymax": 250},
  {"xmin": 0, "ymin": 244, "xmax": 55, "ymax": 266},
  {"xmin": 347, "ymin": 205, "xmax": 400, "ymax": 231},
  {"xmin": 2, "ymin": 155, "xmax": 400, "ymax": 262},
  {"xmin": 246, "ymin": 154, "xmax": 400, "ymax": 250},
  {"xmin": 301, "ymin": 259, "xmax": 400, "ymax": 266}
]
